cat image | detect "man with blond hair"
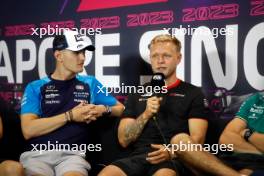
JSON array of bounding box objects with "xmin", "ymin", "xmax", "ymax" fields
[{"xmin": 99, "ymin": 34, "xmax": 246, "ymax": 176}]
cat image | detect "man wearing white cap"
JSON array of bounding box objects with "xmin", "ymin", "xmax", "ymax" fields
[{"xmin": 19, "ymin": 30, "xmax": 124, "ymax": 176}]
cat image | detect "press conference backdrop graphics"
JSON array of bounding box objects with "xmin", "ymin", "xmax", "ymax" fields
[{"xmin": 0, "ymin": 0, "xmax": 263, "ymax": 107}]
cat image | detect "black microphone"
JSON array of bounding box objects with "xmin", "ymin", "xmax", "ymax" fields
[
  {"xmin": 150, "ymin": 73, "xmax": 165, "ymax": 120},
  {"xmin": 150, "ymin": 73, "xmax": 165, "ymax": 93}
]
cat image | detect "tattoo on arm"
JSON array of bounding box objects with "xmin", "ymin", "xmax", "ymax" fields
[{"xmin": 124, "ymin": 113, "xmax": 149, "ymax": 145}]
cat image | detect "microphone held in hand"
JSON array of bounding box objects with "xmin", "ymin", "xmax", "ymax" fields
[
  {"xmin": 150, "ymin": 73, "xmax": 165, "ymax": 95},
  {"xmin": 150, "ymin": 73, "xmax": 170, "ymax": 148},
  {"xmin": 150, "ymin": 73, "xmax": 165, "ymax": 120}
]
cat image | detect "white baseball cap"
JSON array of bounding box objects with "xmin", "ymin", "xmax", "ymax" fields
[{"xmin": 53, "ymin": 30, "xmax": 95, "ymax": 52}]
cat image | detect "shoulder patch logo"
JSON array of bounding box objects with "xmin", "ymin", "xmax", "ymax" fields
[{"xmin": 76, "ymin": 85, "xmax": 85, "ymax": 90}]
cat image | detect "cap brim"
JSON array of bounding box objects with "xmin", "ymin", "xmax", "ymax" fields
[
  {"xmin": 66, "ymin": 44, "xmax": 95, "ymax": 52},
  {"xmin": 85, "ymin": 45, "xmax": 95, "ymax": 51}
]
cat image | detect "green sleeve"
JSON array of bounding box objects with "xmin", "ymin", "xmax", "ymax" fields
[{"xmin": 235, "ymin": 94, "xmax": 258, "ymax": 123}]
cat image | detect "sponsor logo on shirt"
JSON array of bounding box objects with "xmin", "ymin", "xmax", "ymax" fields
[
  {"xmin": 75, "ymin": 85, "xmax": 85, "ymax": 90},
  {"xmin": 169, "ymin": 93, "xmax": 185, "ymax": 97},
  {"xmin": 45, "ymin": 85, "xmax": 58, "ymax": 92},
  {"xmin": 73, "ymin": 91, "xmax": 89, "ymax": 97},
  {"xmin": 138, "ymin": 98, "xmax": 148, "ymax": 101},
  {"xmin": 74, "ymin": 99, "xmax": 89, "ymax": 103},
  {"xmin": 46, "ymin": 85, "xmax": 55, "ymax": 90},
  {"xmin": 248, "ymin": 104, "xmax": 264, "ymax": 119},
  {"xmin": 253, "ymin": 104, "xmax": 264, "ymax": 109},
  {"xmin": 250, "ymin": 107, "xmax": 263, "ymax": 114},
  {"xmin": 45, "ymin": 100, "xmax": 60, "ymax": 104},
  {"xmin": 248, "ymin": 113, "xmax": 258, "ymax": 119},
  {"xmin": 45, "ymin": 93, "xmax": 59, "ymax": 99},
  {"xmin": 73, "ymin": 91, "xmax": 89, "ymax": 103}
]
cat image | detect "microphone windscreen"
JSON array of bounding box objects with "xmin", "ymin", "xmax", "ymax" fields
[{"xmin": 151, "ymin": 73, "xmax": 165, "ymax": 88}]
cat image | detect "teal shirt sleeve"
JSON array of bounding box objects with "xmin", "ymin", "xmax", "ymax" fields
[{"xmin": 235, "ymin": 94, "xmax": 257, "ymax": 123}]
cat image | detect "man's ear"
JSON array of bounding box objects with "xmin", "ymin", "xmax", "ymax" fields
[
  {"xmin": 54, "ymin": 50, "xmax": 63, "ymax": 62},
  {"xmin": 176, "ymin": 53, "xmax": 182, "ymax": 65}
]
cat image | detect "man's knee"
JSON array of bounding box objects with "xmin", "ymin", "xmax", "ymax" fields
[
  {"xmin": 171, "ymin": 133, "xmax": 192, "ymax": 145},
  {"xmin": 153, "ymin": 168, "xmax": 177, "ymax": 176},
  {"xmin": 170, "ymin": 133, "xmax": 196, "ymax": 156},
  {"xmin": 0, "ymin": 160, "xmax": 24, "ymax": 176},
  {"xmin": 98, "ymin": 165, "xmax": 126, "ymax": 176}
]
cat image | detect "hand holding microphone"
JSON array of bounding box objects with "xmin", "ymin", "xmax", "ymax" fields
[{"xmin": 144, "ymin": 96, "xmax": 162, "ymax": 119}]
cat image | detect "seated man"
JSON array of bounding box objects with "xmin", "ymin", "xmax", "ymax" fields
[
  {"xmin": 20, "ymin": 30, "xmax": 124, "ymax": 176},
  {"xmin": 99, "ymin": 34, "xmax": 243, "ymax": 176},
  {"xmin": 219, "ymin": 92, "xmax": 264, "ymax": 175},
  {"xmin": 0, "ymin": 112, "xmax": 24, "ymax": 176}
]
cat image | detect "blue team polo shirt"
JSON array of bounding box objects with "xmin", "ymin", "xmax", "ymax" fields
[{"xmin": 21, "ymin": 74, "xmax": 116, "ymax": 150}]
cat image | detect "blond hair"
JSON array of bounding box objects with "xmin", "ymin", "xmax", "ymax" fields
[{"xmin": 149, "ymin": 34, "xmax": 181, "ymax": 52}]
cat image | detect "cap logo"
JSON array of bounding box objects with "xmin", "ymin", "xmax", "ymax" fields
[
  {"xmin": 77, "ymin": 44, "xmax": 83, "ymax": 48},
  {"xmin": 56, "ymin": 43, "xmax": 65, "ymax": 49},
  {"xmin": 74, "ymin": 34, "xmax": 84, "ymax": 42}
]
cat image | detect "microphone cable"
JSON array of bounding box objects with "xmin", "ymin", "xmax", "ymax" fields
[
  {"xmin": 152, "ymin": 113, "xmax": 168, "ymax": 145},
  {"xmin": 150, "ymin": 73, "xmax": 178, "ymax": 171},
  {"xmin": 152, "ymin": 111, "xmax": 179, "ymax": 172}
]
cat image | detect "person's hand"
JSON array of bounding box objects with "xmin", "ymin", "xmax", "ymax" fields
[
  {"xmin": 70, "ymin": 102, "xmax": 103, "ymax": 123},
  {"xmin": 146, "ymin": 144, "xmax": 174, "ymax": 164},
  {"xmin": 84, "ymin": 104, "xmax": 106, "ymax": 122},
  {"xmin": 143, "ymin": 97, "xmax": 162, "ymax": 119}
]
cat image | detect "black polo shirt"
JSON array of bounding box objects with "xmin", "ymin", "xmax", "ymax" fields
[{"xmin": 122, "ymin": 80, "xmax": 208, "ymax": 153}]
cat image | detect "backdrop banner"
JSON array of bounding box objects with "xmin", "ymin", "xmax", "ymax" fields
[{"xmin": 0, "ymin": 0, "xmax": 264, "ymax": 115}]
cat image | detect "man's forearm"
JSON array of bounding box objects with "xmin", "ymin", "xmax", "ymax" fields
[
  {"xmin": 249, "ymin": 132, "xmax": 264, "ymax": 152},
  {"xmin": 22, "ymin": 113, "xmax": 67, "ymax": 140},
  {"xmin": 220, "ymin": 131, "xmax": 262, "ymax": 154},
  {"xmin": 110, "ymin": 102, "xmax": 124, "ymax": 117},
  {"xmin": 123, "ymin": 113, "xmax": 150, "ymax": 146}
]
